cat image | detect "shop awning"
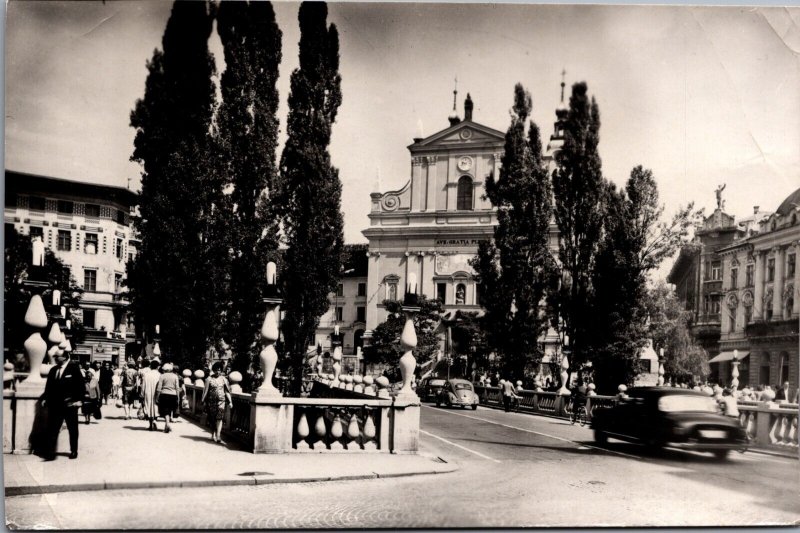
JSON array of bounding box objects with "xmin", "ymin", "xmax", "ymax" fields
[{"xmin": 708, "ymin": 351, "xmax": 749, "ymax": 364}]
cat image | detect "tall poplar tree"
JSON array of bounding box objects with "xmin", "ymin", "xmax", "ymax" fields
[
  {"xmin": 588, "ymin": 166, "xmax": 700, "ymax": 391},
  {"xmin": 472, "ymin": 84, "xmax": 556, "ymax": 380},
  {"xmin": 278, "ymin": 2, "xmax": 344, "ymax": 391},
  {"xmin": 551, "ymin": 82, "xmax": 605, "ymax": 369},
  {"xmin": 216, "ymin": 1, "xmax": 283, "ymax": 375},
  {"xmin": 129, "ymin": 1, "xmax": 224, "ymax": 367}
]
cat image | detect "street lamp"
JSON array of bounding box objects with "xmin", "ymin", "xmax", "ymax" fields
[
  {"xmin": 731, "ymin": 349, "xmax": 740, "ymax": 394},
  {"xmin": 257, "ymin": 261, "xmax": 283, "ymax": 397},
  {"xmin": 397, "ymin": 272, "xmax": 420, "ymax": 399},
  {"xmin": 657, "ymin": 348, "xmax": 665, "ymax": 386}
]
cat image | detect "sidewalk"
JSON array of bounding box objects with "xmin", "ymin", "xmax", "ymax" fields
[{"xmin": 4, "ymin": 403, "xmax": 457, "ymax": 496}]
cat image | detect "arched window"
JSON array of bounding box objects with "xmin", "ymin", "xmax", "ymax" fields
[
  {"xmin": 457, "ymin": 176, "xmax": 473, "ymax": 211},
  {"xmin": 455, "ymin": 283, "xmax": 466, "ymax": 304}
]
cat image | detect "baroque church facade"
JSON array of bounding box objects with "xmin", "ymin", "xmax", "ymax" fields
[{"xmin": 361, "ymin": 89, "xmax": 563, "ymax": 368}]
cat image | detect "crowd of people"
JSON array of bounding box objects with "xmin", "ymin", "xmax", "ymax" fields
[{"xmin": 36, "ymin": 357, "xmax": 237, "ymax": 461}]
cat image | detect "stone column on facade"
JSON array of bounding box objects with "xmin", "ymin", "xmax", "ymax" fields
[
  {"xmin": 753, "ymin": 251, "xmax": 765, "ymax": 321},
  {"xmin": 794, "ymin": 243, "xmax": 800, "ymax": 316},
  {"xmin": 773, "ymin": 246, "xmax": 784, "ymax": 320},
  {"xmin": 410, "ymin": 157, "xmax": 424, "ymax": 212},
  {"xmin": 364, "ymin": 251, "xmax": 381, "ymax": 333},
  {"xmin": 425, "ymin": 156, "xmax": 438, "ymax": 212}
]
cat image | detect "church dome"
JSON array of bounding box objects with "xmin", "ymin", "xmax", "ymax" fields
[{"xmin": 775, "ymin": 187, "xmax": 800, "ymax": 216}]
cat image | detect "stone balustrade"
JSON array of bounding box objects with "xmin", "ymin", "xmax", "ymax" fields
[{"xmin": 179, "ymin": 378, "xmax": 418, "ymax": 454}]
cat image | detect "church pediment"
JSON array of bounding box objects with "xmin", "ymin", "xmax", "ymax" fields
[{"xmin": 408, "ymin": 120, "xmax": 505, "ymax": 152}]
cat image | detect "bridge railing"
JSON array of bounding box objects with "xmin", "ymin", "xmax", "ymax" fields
[
  {"xmin": 473, "ymin": 385, "xmax": 616, "ymax": 420},
  {"xmin": 179, "ymin": 378, "xmax": 417, "ymax": 454},
  {"xmin": 738, "ymin": 402, "xmax": 798, "ymax": 453}
]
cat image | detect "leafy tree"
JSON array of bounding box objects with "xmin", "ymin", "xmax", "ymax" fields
[
  {"xmin": 363, "ymin": 297, "xmax": 442, "ymax": 373},
  {"xmin": 472, "ymin": 84, "xmax": 556, "ymax": 380},
  {"xmin": 587, "ymin": 182, "xmax": 648, "ymax": 392},
  {"xmin": 448, "ymin": 311, "xmax": 489, "ymax": 379},
  {"xmin": 4, "ymin": 226, "xmax": 84, "ymax": 368},
  {"xmin": 216, "ymin": 1, "xmax": 283, "ymax": 375},
  {"xmin": 277, "ymin": 2, "xmax": 344, "ymax": 393},
  {"xmin": 588, "ymin": 167, "xmax": 702, "ymax": 391},
  {"xmin": 646, "ymin": 281, "xmax": 710, "ymax": 384},
  {"xmin": 550, "ymin": 82, "xmax": 606, "ymax": 369},
  {"xmin": 129, "ymin": 1, "xmax": 225, "ymax": 368}
]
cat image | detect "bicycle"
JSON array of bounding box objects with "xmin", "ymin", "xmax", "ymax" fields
[{"xmin": 570, "ymin": 403, "xmax": 587, "ymax": 426}]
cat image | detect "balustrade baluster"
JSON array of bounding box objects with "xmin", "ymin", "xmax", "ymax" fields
[
  {"xmin": 296, "ymin": 411, "xmax": 310, "ymax": 450},
  {"xmin": 330, "ymin": 413, "xmax": 344, "ymax": 450},
  {"xmin": 363, "ymin": 412, "xmax": 377, "ymax": 450},
  {"xmin": 314, "ymin": 413, "xmax": 327, "ymax": 450},
  {"xmin": 347, "ymin": 413, "xmax": 361, "ymax": 450}
]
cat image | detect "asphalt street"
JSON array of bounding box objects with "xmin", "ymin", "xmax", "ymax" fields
[{"xmin": 5, "ymin": 403, "xmax": 799, "ymax": 529}]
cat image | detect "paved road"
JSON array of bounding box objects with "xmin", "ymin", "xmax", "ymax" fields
[{"xmin": 6, "ymin": 404, "xmax": 799, "ymax": 529}]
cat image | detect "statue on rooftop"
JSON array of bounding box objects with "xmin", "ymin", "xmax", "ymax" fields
[{"xmin": 715, "ymin": 183, "xmax": 726, "ymax": 210}]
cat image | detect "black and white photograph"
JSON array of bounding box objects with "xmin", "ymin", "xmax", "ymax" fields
[{"xmin": 3, "ymin": 0, "xmax": 799, "ymax": 529}]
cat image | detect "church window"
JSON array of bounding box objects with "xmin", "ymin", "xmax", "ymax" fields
[
  {"xmin": 456, "ymin": 176, "xmax": 473, "ymax": 211},
  {"xmin": 437, "ymin": 283, "xmax": 446, "ymax": 304}
]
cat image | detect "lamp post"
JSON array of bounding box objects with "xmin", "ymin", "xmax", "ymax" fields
[
  {"xmin": 397, "ymin": 273, "xmax": 420, "ymax": 400},
  {"xmin": 731, "ymin": 349, "xmax": 740, "ymax": 393},
  {"xmin": 557, "ymin": 335, "xmax": 571, "ymax": 396},
  {"xmin": 657, "ymin": 348, "xmax": 665, "ymax": 386},
  {"xmin": 331, "ymin": 324, "xmax": 343, "ymax": 386},
  {"xmin": 152, "ymin": 324, "xmax": 162, "ymax": 361},
  {"xmin": 256, "ymin": 262, "xmax": 283, "ymax": 397},
  {"xmin": 20, "ymin": 237, "xmax": 51, "ymax": 386}
]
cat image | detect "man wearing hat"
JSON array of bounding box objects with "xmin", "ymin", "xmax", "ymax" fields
[{"xmin": 42, "ymin": 351, "xmax": 85, "ymax": 459}]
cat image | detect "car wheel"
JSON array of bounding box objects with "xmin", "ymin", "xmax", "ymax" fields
[
  {"xmin": 435, "ymin": 398, "xmax": 441, "ymax": 407},
  {"xmin": 472, "ymin": 404, "xmax": 478, "ymax": 410},
  {"xmin": 713, "ymin": 449, "xmax": 730, "ymax": 461},
  {"xmin": 594, "ymin": 430, "xmax": 607, "ymax": 444}
]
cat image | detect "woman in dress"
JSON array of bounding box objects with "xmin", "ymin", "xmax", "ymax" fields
[
  {"xmin": 201, "ymin": 362, "xmax": 232, "ymax": 444},
  {"xmin": 155, "ymin": 363, "xmax": 180, "ymax": 433},
  {"xmin": 81, "ymin": 371, "xmax": 101, "ymax": 424},
  {"xmin": 140, "ymin": 359, "xmax": 161, "ymax": 431}
]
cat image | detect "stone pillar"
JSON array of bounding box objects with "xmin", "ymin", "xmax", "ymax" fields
[
  {"xmin": 425, "ymin": 156, "xmax": 438, "ymax": 212},
  {"xmin": 365, "ymin": 252, "xmax": 381, "ymax": 332},
  {"xmin": 773, "ymin": 247, "xmax": 784, "ymax": 320},
  {"xmin": 410, "ymin": 157, "xmax": 424, "ymax": 212},
  {"xmin": 794, "ymin": 244, "xmax": 800, "ymax": 316},
  {"xmin": 753, "ymin": 252, "xmax": 765, "ymax": 320}
]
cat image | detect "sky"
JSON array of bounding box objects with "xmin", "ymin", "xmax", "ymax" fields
[{"xmin": 5, "ymin": 1, "xmax": 799, "ymax": 280}]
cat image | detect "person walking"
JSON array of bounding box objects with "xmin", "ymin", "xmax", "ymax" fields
[
  {"xmin": 111, "ymin": 366, "xmax": 122, "ymax": 402},
  {"xmin": 120, "ymin": 362, "xmax": 139, "ymax": 419},
  {"xmin": 201, "ymin": 362, "xmax": 232, "ymax": 444},
  {"xmin": 81, "ymin": 371, "xmax": 101, "ymax": 425},
  {"xmin": 99, "ymin": 361, "xmax": 113, "ymax": 405},
  {"xmin": 155, "ymin": 363, "xmax": 181, "ymax": 433},
  {"xmin": 140, "ymin": 359, "xmax": 161, "ymax": 431},
  {"xmin": 501, "ymin": 377, "xmax": 519, "ymax": 412},
  {"xmin": 42, "ymin": 351, "xmax": 85, "ymax": 460}
]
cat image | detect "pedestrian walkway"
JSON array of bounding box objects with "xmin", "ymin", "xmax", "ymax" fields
[{"xmin": 4, "ymin": 402, "xmax": 456, "ymax": 496}]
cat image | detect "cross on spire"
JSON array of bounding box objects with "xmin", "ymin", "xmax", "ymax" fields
[
  {"xmin": 560, "ymin": 68, "xmax": 566, "ymax": 103},
  {"xmin": 452, "ymin": 75, "xmax": 458, "ymax": 111}
]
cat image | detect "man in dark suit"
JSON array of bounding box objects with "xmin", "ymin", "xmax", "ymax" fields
[
  {"xmin": 42, "ymin": 351, "xmax": 85, "ymax": 460},
  {"xmin": 775, "ymin": 381, "xmax": 793, "ymax": 403}
]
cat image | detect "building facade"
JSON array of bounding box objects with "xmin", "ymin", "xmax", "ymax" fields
[
  {"xmin": 716, "ymin": 188, "xmax": 800, "ymax": 390},
  {"xmin": 5, "ymin": 170, "xmax": 139, "ymax": 365},
  {"xmin": 314, "ymin": 244, "xmax": 369, "ymax": 372},
  {"xmin": 361, "ymin": 92, "xmax": 561, "ymax": 363}
]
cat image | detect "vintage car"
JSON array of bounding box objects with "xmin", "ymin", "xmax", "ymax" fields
[
  {"xmin": 418, "ymin": 378, "xmax": 447, "ymax": 402},
  {"xmin": 591, "ymin": 387, "xmax": 748, "ymax": 460},
  {"xmin": 435, "ymin": 379, "xmax": 479, "ymax": 410}
]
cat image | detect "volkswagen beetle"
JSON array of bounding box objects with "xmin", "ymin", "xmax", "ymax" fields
[{"xmin": 436, "ymin": 379, "xmax": 479, "ymax": 410}]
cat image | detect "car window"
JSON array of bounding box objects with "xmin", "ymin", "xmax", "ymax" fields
[
  {"xmin": 658, "ymin": 395, "xmax": 718, "ymax": 413},
  {"xmin": 453, "ymin": 382, "xmax": 473, "ymax": 391}
]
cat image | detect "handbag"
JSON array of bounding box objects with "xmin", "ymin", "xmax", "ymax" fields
[
  {"xmin": 115, "ymin": 398, "xmax": 123, "ymax": 408},
  {"xmin": 137, "ymin": 406, "xmax": 145, "ymax": 420},
  {"xmin": 93, "ymin": 403, "xmax": 103, "ymax": 420},
  {"xmin": 181, "ymin": 396, "xmax": 190, "ymax": 410}
]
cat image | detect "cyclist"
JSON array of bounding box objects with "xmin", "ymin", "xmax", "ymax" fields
[
  {"xmin": 501, "ymin": 377, "xmax": 520, "ymax": 412},
  {"xmin": 570, "ymin": 380, "xmax": 588, "ymax": 424}
]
